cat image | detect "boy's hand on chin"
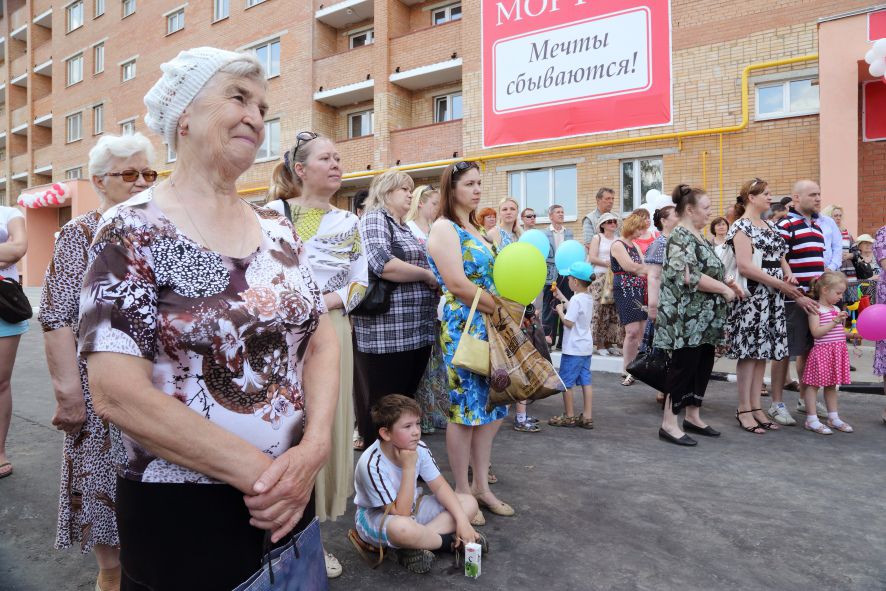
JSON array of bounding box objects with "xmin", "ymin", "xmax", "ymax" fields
[{"xmin": 392, "ymin": 446, "xmax": 418, "ymax": 468}]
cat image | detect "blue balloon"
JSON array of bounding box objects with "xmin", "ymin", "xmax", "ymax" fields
[
  {"xmin": 554, "ymin": 240, "xmax": 586, "ymax": 274},
  {"xmin": 519, "ymin": 229, "xmax": 551, "ymax": 258}
]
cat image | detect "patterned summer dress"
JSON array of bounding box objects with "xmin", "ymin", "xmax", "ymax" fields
[
  {"xmin": 873, "ymin": 226, "xmax": 886, "ymax": 375},
  {"xmin": 802, "ymin": 306, "xmax": 851, "ymax": 387},
  {"xmin": 611, "ymin": 239, "xmax": 648, "ymax": 325},
  {"xmin": 725, "ymin": 218, "xmax": 789, "ymax": 360},
  {"xmin": 428, "ymin": 222, "xmax": 509, "ymax": 426},
  {"xmin": 39, "ymin": 210, "xmax": 120, "ymax": 554}
]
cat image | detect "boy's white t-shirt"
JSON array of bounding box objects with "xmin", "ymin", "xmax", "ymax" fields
[
  {"xmin": 353, "ymin": 439, "xmax": 441, "ymax": 509},
  {"xmin": 562, "ymin": 291, "xmax": 594, "ymax": 356}
]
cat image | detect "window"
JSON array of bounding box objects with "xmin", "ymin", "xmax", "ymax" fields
[
  {"xmin": 66, "ymin": 54, "xmax": 84, "ymax": 86},
  {"xmin": 93, "ymin": 104, "xmax": 103, "ymax": 134},
  {"xmin": 122, "ymin": 0, "xmax": 136, "ymax": 17},
  {"xmin": 434, "ymin": 92, "xmax": 462, "ymax": 123},
  {"xmin": 66, "ymin": 1, "xmax": 84, "ymax": 32},
  {"xmin": 251, "ymin": 39, "xmax": 280, "ymax": 78},
  {"xmin": 508, "ymin": 165, "xmax": 578, "ymax": 222},
  {"xmin": 432, "ymin": 2, "xmax": 461, "ymax": 25},
  {"xmin": 246, "ymin": 0, "xmax": 266, "ymax": 7},
  {"xmin": 620, "ymin": 157, "xmax": 663, "ymax": 213},
  {"xmin": 94, "ymin": 43, "xmax": 104, "ymax": 74},
  {"xmin": 348, "ymin": 110, "xmax": 373, "ymax": 138},
  {"xmin": 95, "ymin": 0, "xmax": 105, "ymax": 17},
  {"xmin": 167, "ymin": 9, "xmax": 185, "ymax": 34},
  {"xmin": 66, "ymin": 112, "xmax": 83, "ymax": 143},
  {"xmin": 120, "ymin": 119, "xmax": 135, "ymax": 135},
  {"xmin": 121, "ymin": 59, "xmax": 136, "ymax": 81},
  {"xmin": 256, "ymin": 118, "xmax": 280, "ymax": 161},
  {"xmin": 213, "ymin": 0, "xmax": 229, "ymax": 20},
  {"xmin": 755, "ymin": 78, "xmax": 820, "ymax": 120},
  {"xmin": 167, "ymin": 144, "xmax": 177, "ymax": 163},
  {"xmin": 65, "ymin": 167, "xmax": 83, "ymax": 180},
  {"xmin": 349, "ymin": 29, "xmax": 374, "ymax": 49}
]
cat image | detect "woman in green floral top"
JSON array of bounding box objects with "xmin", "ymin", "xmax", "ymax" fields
[{"xmin": 654, "ymin": 185, "xmax": 744, "ymax": 446}]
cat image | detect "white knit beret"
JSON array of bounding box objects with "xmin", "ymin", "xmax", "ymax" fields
[{"xmin": 144, "ymin": 47, "xmax": 244, "ymax": 145}]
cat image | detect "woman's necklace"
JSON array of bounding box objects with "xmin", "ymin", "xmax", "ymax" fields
[{"xmin": 170, "ymin": 178, "xmax": 248, "ymax": 255}]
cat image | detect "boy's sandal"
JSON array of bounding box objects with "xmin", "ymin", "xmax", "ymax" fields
[
  {"xmin": 0, "ymin": 462, "xmax": 12, "ymax": 479},
  {"xmin": 548, "ymin": 414, "xmax": 577, "ymax": 427},
  {"xmin": 348, "ymin": 529, "xmax": 385, "ymax": 569},
  {"xmin": 578, "ymin": 414, "xmax": 594, "ymax": 429},
  {"xmin": 621, "ymin": 374, "xmax": 635, "ymax": 386},
  {"xmin": 827, "ymin": 420, "xmax": 854, "ymax": 433},
  {"xmin": 804, "ymin": 421, "xmax": 833, "ymax": 435},
  {"xmin": 514, "ymin": 420, "xmax": 540, "ymax": 433}
]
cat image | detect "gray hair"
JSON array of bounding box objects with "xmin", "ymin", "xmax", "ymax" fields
[
  {"xmin": 217, "ymin": 54, "xmax": 267, "ymax": 82},
  {"xmin": 88, "ymin": 133, "xmax": 156, "ymax": 183}
]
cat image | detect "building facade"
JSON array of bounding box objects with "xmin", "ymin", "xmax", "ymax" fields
[{"xmin": 0, "ymin": 0, "xmax": 878, "ymax": 285}]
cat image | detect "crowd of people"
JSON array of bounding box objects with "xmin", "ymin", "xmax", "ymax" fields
[{"xmin": 0, "ymin": 46, "xmax": 885, "ymax": 589}]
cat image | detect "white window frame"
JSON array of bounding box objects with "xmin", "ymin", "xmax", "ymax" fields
[
  {"xmin": 120, "ymin": 118, "xmax": 135, "ymax": 135},
  {"xmin": 349, "ymin": 29, "xmax": 374, "ymax": 49},
  {"xmin": 66, "ymin": 112, "xmax": 83, "ymax": 143},
  {"xmin": 348, "ymin": 110, "xmax": 373, "ymax": 139},
  {"xmin": 93, "ymin": 42, "xmax": 104, "ymax": 74},
  {"xmin": 213, "ymin": 0, "xmax": 229, "ymax": 21},
  {"xmin": 620, "ymin": 157, "xmax": 663, "ymax": 214},
  {"xmin": 65, "ymin": 167, "xmax": 83, "ymax": 180},
  {"xmin": 754, "ymin": 77, "xmax": 820, "ymax": 121},
  {"xmin": 166, "ymin": 8, "xmax": 185, "ymax": 34},
  {"xmin": 249, "ymin": 38, "xmax": 280, "ymax": 79},
  {"xmin": 433, "ymin": 91, "xmax": 462, "ymax": 123},
  {"xmin": 122, "ymin": 0, "xmax": 136, "ymax": 18},
  {"xmin": 93, "ymin": 103, "xmax": 104, "ymax": 135},
  {"xmin": 66, "ymin": 1, "xmax": 85, "ymax": 32},
  {"xmin": 95, "ymin": 0, "xmax": 105, "ymax": 17},
  {"xmin": 432, "ymin": 2, "xmax": 461, "ymax": 25},
  {"xmin": 167, "ymin": 144, "xmax": 177, "ymax": 163},
  {"xmin": 121, "ymin": 58, "xmax": 136, "ymax": 82},
  {"xmin": 255, "ymin": 118, "xmax": 280, "ymax": 162},
  {"xmin": 246, "ymin": 0, "xmax": 267, "ymax": 7},
  {"xmin": 507, "ymin": 164, "xmax": 578, "ymax": 224},
  {"xmin": 66, "ymin": 53, "xmax": 84, "ymax": 86}
]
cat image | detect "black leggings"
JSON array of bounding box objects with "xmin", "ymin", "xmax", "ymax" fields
[
  {"xmin": 665, "ymin": 344, "xmax": 716, "ymax": 414},
  {"xmin": 117, "ymin": 477, "xmax": 315, "ymax": 591}
]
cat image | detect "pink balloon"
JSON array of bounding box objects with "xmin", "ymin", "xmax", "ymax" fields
[{"xmin": 857, "ymin": 304, "xmax": 886, "ymax": 341}]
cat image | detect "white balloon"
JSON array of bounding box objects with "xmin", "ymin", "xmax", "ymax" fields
[
  {"xmin": 873, "ymin": 38, "xmax": 886, "ymax": 58},
  {"xmin": 654, "ymin": 192, "xmax": 673, "ymax": 209},
  {"xmin": 866, "ymin": 49, "xmax": 878, "ymax": 65},
  {"xmin": 644, "ymin": 188, "xmax": 661, "ymax": 203},
  {"xmin": 870, "ymin": 59, "xmax": 886, "ymax": 78}
]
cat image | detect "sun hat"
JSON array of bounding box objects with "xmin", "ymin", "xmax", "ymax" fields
[
  {"xmin": 597, "ymin": 212, "xmax": 619, "ymax": 230},
  {"xmin": 856, "ymin": 234, "xmax": 874, "ymax": 245},
  {"xmin": 144, "ymin": 47, "xmax": 250, "ymax": 145},
  {"xmin": 561, "ymin": 261, "xmax": 594, "ymax": 282}
]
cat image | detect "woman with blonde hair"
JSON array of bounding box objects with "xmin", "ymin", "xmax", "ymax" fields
[
  {"xmin": 497, "ymin": 197, "xmax": 521, "ymax": 241},
  {"xmin": 405, "ymin": 184, "xmax": 440, "ymax": 244},
  {"xmin": 266, "ymin": 130, "xmax": 368, "ymax": 578},
  {"xmin": 351, "ymin": 169, "xmax": 438, "ymax": 447}
]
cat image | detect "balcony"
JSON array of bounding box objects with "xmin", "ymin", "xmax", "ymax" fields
[
  {"xmin": 11, "ymin": 54, "xmax": 28, "ymax": 79},
  {"xmin": 11, "ymin": 153, "xmax": 29, "ymax": 177},
  {"xmin": 313, "ymin": 45, "xmax": 373, "ymax": 98},
  {"xmin": 314, "ymin": 80, "xmax": 373, "ymax": 107},
  {"xmin": 10, "ymin": 7, "xmax": 27, "ymax": 34},
  {"xmin": 390, "ymin": 120, "xmax": 462, "ymax": 166},
  {"xmin": 390, "ymin": 58, "xmax": 462, "ymax": 91},
  {"xmin": 11, "ymin": 105, "xmax": 28, "ymax": 129},
  {"xmin": 34, "ymin": 146, "xmax": 51, "ymax": 171},
  {"xmin": 33, "ymin": 96, "xmax": 50, "ymax": 122},
  {"xmin": 33, "ymin": 7, "xmax": 52, "ymax": 29},
  {"xmin": 390, "ymin": 19, "xmax": 462, "ymax": 75},
  {"xmin": 315, "ymin": 0, "xmax": 372, "ymax": 29},
  {"xmin": 33, "ymin": 43, "xmax": 51, "ymax": 71},
  {"xmin": 336, "ymin": 135, "xmax": 374, "ymax": 174}
]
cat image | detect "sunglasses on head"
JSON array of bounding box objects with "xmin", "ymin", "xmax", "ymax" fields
[
  {"xmin": 453, "ymin": 161, "xmax": 479, "ymax": 173},
  {"xmin": 105, "ymin": 169, "xmax": 158, "ymax": 183},
  {"xmin": 294, "ymin": 131, "xmax": 319, "ymax": 153}
]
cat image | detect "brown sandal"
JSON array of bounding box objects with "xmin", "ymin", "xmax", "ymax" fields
[{"xmin": 578, "ymin": 414, "xmax": 594, "ymax": 429}]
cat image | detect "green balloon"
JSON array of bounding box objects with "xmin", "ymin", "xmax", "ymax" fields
[{"xmin": 493, "ymin": 242, "xmax": 547, "ymax": 306}]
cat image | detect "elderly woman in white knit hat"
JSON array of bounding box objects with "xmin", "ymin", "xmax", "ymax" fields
[{"xmin": 79, "ymin": 47, "xmax": 339, "ymax": 589}]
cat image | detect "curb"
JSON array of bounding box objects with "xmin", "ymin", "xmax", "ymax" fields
[{"xmin": 709, "ymin": 371, "xmax": 883, "ymax": 395}]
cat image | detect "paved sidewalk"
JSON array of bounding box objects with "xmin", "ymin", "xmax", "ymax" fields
[{"xmin": 2, "ymin": 319, "xmax": 886, "ymax": 590}]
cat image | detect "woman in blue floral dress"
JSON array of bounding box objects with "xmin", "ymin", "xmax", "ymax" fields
[{"xmin": 428, "ymin": 161, "xmax": 514, "ymax": 522}]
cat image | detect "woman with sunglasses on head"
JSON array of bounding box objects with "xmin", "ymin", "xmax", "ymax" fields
[
  {"xmin": 266, "ymin": 131, "xmax": 368, "ymax": 579},
  {"xmin": 79, "ymin": 48, "xmax": 338, "ymax": 589},
  {"xmin": 427, "ymin": 161, "xmax": 514, "ymax": 524},
  {"xmin": 39, "ymin": 134, "xmax": 156, "ymax": 591}
]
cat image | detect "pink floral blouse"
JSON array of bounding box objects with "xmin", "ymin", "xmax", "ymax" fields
[{"xmin": 78, "ymin": 190, "xmax": 325, "ymax": 484}]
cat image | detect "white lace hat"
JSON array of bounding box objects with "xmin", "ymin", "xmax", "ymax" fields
[{"xmin": 144, "ymin": 47, "xmax": 245, "ymax": 145}]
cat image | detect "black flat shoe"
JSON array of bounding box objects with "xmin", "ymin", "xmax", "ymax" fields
[
  {"xmin": 658, "ymin": 428, "xmax": 697, "ymax": 446},
  {"xmin": 683, "ymin": 420, "xmax": 721, "ymax": 437}
]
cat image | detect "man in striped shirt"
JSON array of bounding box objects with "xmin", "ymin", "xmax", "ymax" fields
[{"xmin": 768, "ymin": 180, "xmax": 824, "ymax": 426}]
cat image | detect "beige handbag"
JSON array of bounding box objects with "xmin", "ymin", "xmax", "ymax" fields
[{"xmin": 452, "ymin": 288, "xmax": 490, "ymax": 377}]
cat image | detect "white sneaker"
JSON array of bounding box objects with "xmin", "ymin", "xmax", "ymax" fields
[
  {"xmin": 596, "ymin": 348, "xmax": 611, "ymax": 356},
  {"xmin": 796, "ymin": 399, "xmax": 828, "ymax": 419},
  {"xmin": 608, "ymin": 347, "xmax": 623, "ymax": 356},
  {"xmin": 768, "ymin": 403, "xmax": 797, "ymax": 426}
]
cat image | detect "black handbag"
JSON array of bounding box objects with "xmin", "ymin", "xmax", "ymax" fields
[
  {"xmin": 352, "ymin": 214, "xmax": 405, "ymax": 316},
  {"xmin": 626, "ymin": 321, "xmax": 670, "ymax": 393},
  {"xmin": 0, "ymin": 277, "xmax": 32, "ymax": 323}
]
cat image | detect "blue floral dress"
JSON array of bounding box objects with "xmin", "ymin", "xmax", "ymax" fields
[{"xmin": 428, "ymin": 222, "xmax": 509, "ymax": 426}]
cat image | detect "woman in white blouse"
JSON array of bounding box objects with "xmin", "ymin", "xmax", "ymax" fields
[{"xmin": 267, "ymin": 131, "xmax": 368, "ymax": 579}]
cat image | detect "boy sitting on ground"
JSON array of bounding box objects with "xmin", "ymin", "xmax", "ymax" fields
[{"xmin": 351, "ymin": 394, "xmax": 487, "ymax": 574}]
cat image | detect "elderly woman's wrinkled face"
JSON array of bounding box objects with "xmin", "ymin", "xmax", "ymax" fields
[
  {"xmin": 689, "ymin": 194, "xmax": 712, "ymax": 230},
  {"xmin": 181, "ymin": 72, "xmax": 268, "ymax": 175},
  {"xmin": 860, "ymin": 241, "xmax": 874, "ymax": 256},
  {"xmin": 96, "ymin": 153, "xmax": 154, "ymax": 205},
  {"xmin": 483, "ymin": 214, "xmax": 497, "ymax": 230},
  {"xmin": 714, "ymin": 221, "xmax": 728, "ymax": 237},
  {"xmin": 296, "ymin": 138, "xmax": 341, "ymax": 196}
]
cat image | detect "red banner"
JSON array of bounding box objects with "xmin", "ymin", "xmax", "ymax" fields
[{"xmin": 481, "ymin": 0, "xmax": 672, "ymax": 148}]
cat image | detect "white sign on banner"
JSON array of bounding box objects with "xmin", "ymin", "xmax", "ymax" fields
[{"xmin": 493, "ymin": 8, "xmax": 651, "ymax": 114}]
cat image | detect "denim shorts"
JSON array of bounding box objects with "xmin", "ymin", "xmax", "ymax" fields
[{"xmin": 559, "ymin": 354, "xmax": 592, "ymax": 388}]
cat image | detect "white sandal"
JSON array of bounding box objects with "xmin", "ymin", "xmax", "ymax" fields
[
  {"xmin": 804, "ymin": 420, "xmax": 832, "ymax": 435},
  {"xmin": 325, "ymin": 552, "xmax": 342, "ymax": 578}
]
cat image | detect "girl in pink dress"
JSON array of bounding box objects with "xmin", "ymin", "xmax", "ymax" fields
[{"xmin": 801, "ymin": 271, "xmax": 853, "ymax": 435}]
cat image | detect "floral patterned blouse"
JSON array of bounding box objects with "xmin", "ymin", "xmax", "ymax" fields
[
  {"xmin": 653, "ymin": 225, "xmax": 728, "ymax": 350},
  {"xmin": 78, "ymin": 190, "xmax": 325, "ymax": 484}
]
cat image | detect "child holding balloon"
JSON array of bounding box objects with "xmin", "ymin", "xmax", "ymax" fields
[{"xmin": 801, "ymin": 271, "xmax": 853, "ymax": 435}]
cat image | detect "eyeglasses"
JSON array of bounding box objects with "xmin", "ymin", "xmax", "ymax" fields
[
  {"xmin": 523, "ymin": 214, "xmax": 536, "ymax": 219},
  {"xmin": 105, "ymin": 169, "xmax": 158, "ymax": 183},
  {"xmin": 453, "ymin": 161, "xmax": 479, "ymax": 173},
  {"xmin": 294, "ymin": 131, "xmax": 319, "ymax": 154}
]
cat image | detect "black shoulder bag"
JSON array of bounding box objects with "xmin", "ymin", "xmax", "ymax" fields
[
  {"xmin": 352, "ymin": 214, "xmax": 405, "ymax": 316},
  {"xmin": 0, "ymin": 277, "xmax": 33, "ymax": 323},
  {"xmin": 626, "ymin": 322, "xmax": 670, "ymax": 393}
]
